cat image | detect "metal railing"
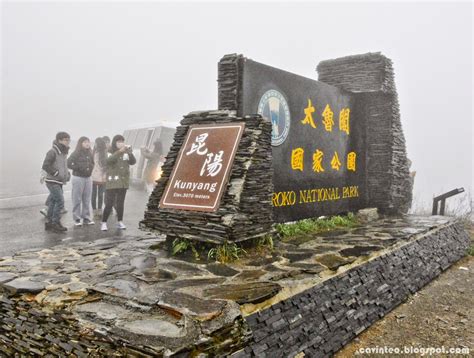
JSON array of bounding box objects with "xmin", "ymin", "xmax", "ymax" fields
[{"xmin": 432, "ymin": 188, "xmax": 465, "ymax": 215}]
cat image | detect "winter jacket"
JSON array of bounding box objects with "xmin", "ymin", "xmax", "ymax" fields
[
  {"xmin": 42, "ymin": 141, "xmax": 70, "ymax": 185},
  {"xmin": 67, "ymin": 149, "xmax": 94, "ymax": 177},
  {"xmin": 105, "ymin": 149, "xmax": 136, "ymax": 190},
  {"xmin": 91, "ymin": 152, "xmax": 107, "ymax": 183}
]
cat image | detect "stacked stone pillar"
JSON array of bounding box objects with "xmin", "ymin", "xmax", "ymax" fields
[
  {"xmin": 141, "ymin": 110, "xmax": 274, "ymax": 244},
  {"xmin": 317, "ymin": 53, "xmax": 413, "ymax": 214}
]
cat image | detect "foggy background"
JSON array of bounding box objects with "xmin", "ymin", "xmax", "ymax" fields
[{"xmin": 1, "ymin": 1, "xmax": 473, "ymax": 214}]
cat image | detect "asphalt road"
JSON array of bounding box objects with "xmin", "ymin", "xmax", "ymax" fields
[{"xmin": 0, "ymin": 188, "xmax": 153, "ymax": 257}]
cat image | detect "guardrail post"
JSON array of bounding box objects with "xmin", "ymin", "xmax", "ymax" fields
[{"xmin": 431, "ymin": 188, "xmax": 465, "ymax": 215}]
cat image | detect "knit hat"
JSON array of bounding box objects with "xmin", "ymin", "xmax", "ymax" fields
[{"xmin": 56, "ymin": 132, "xmax": 70, "ymax": 141}]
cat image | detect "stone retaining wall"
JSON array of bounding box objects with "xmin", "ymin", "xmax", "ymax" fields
[
  {"xmin": 0, "ymin": 294, "xmax": 250, "ymax": 357},
  {"xmin": 234, "ymin": 221, "xmax": 470, "ymax": 357},
  {"xmin": 0, "ymin": 296, "xmax": 162, "ymax": 357}
]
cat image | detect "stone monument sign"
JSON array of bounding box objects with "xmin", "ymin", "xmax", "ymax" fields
[
  {"xmin": 142, "ymin": 52, "xmax": 413, "ymax": 242},
  {"xmin": 218, "ymin": 53, "xmax": 413, "ymax": 223},
  {"xmin": 159, "ymin": 123, "xmax": 245, "ymax": 212},
  {"xmin": 142, "ymin": 112, "xmax": 273, "ymax": 244}
]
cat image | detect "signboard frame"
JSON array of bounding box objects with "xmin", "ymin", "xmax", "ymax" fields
[{"xmin": 159, "ymin": 122, "xmax": 245, "ymax": 212}]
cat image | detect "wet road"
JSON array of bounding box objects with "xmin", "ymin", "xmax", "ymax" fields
[{"xmin": 0, "ymin": 188, "xmax": 153, "ymax": 257}]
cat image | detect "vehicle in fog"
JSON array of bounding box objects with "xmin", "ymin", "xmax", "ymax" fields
[{"xmin": 123, "ymin": 123, "xmax": 176, "ymax": 189}]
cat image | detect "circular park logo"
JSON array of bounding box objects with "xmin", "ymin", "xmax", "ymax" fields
[{"xmin": 257, "ymin": 89, "xmax": 291, "ymax": 146}]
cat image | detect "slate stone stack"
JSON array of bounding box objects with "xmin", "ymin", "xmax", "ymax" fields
[
  {"xmin": 141, "ymin": 110, "xmax": 274, "ymax": 244},
  {"xmin": 0, "ymin": 295, "xmax": 251, "ymax": 357},
  {"xmin": 0, "ymin": 296, "xmax": 163, "ymax": 356},
  {"xmin": 218, "ymin": 54, "xmax": 244, "ymax": 112},
  {"xmin": 233, "ymin": 221, "xmax": 470, "ymax": 358},
  {"xmin": 317, "ymin": 52, "xmax": 413, "ymax": 214}
]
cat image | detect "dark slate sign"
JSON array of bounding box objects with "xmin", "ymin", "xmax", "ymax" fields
[
  {"xmin": 159, "ymin": 122, "xmax": 245, "ymax": 212},
  {"xmin": 239, "ymin": 59, "xmax": 366, "ymax": 222}
]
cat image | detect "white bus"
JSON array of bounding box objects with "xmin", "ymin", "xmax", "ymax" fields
[{"xmin": 123, "ymin": 123, "xmax": 176, "ymax": 188}]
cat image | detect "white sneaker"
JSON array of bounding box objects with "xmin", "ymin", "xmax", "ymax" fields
[
  {"xmin": 74, "ymin": 220, "xmax": 83, "ymax": 227},
  {"xmin": 117, "ymin": 221, "xmax": 127, "ymax": 230},
  {"xmin": 40, "ymin": 208, "xmax": 48, "ymax": 218},
  {"xmin": 84, "ymin": 219, "xmax": 95, "ymax": 225},
  {"xmin": 101, "ymin": 222, "xmax": 108, "ymax": 231}
]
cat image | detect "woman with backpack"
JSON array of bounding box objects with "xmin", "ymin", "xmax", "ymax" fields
[
  {"xmin": 101, "ymin": 134, "xmax": 136, "ymax": 231},
  {"xmin": 67, "ymin": 136, "xmax": 95, "ymax": 226}
]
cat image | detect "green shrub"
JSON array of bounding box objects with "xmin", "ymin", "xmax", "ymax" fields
[
  {"xmin": 208, "ymin": 241, "xmax": 246, "ymax": 263},
  {"xmin": 171, "ymin": 239, "xmax": 200, "ymax": 260},
  {"xmin": 257, "ymin": 235, "xmax": 274, "ymax": 251},
  {"xmin": 276, "ymin": 213, "xmax": 358, "ymax": 240},
  {"xmin": 468, "ymin": 244, "xmax": 474, "ymax": 256}
]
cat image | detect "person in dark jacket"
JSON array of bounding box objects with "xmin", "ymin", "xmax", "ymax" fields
[
  {"xmin": 141, "ymin": 140, "xmax": 164, "ymax": 194},
  {"xmin": 67, "ymin": 136, "xmax": 95, "ymax": 226},
  {"xmin": 101, "ymin": 135, "xmax": 136, "ymax": 231},
  {"xmin": 42, "ymin": 132, "xmax": 71, "ymax": 233}
]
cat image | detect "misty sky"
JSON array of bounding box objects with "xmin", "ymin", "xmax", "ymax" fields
[{"xmin": 1, "ymin": 1, "xmax": 473, "ymax": 212}]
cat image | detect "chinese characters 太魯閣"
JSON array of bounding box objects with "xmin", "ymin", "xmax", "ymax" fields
[{"xmin": 294, "ymin": 100, "xmax": 356, "ymax": 173}]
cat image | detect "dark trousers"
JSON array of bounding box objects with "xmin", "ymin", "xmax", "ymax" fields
[
  {"xmin": 91, "ymin": 183, "xmax": 105, "ymax": 210},
  {"xmin": 46, "ymin": 182, "xmax": 64, "ymax": 223},
  {"xmin": 102, "ymin": 188, "xmax": 127, "ymax": 222}
]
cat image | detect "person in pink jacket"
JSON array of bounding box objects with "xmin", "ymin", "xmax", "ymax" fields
[{"xmin": 91, "ymin": 137, "xmax": 107, "ymax": 218}]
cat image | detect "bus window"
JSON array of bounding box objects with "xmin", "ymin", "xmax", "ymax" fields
[
  {"xmin": 127, "ymin": 130, "xmax": 139, "ymax": 147},
  {"xmin": 150, "ymin": 127, "xmax": 162, "ymax": 148},
  {"xmin": 145, "ymin": 129, "xmax": 155, "ymax": 148},
  {"xmin": 123, "ymin": 130, "xmax": 131, "ymax": 142},
  {"xmin": 134, "ymin": 129, "xmax": 147, "ymax": 148}
]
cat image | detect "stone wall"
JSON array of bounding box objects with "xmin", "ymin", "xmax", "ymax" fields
[
  {"xmin": 232, "ymin": 221, "xmax": 470, "ymax": 358},
  {"xmin": 141, "ymin": 110, "xmax": 273, "ymax": 244},
  {"xmin": 218, "ymin": 54, "xmax": 244, "ymax": 112},
  {"xmin": 317, "ymin": 52, "xmax": 413, "ymax": 214},
  {"xmin": 0, "ymin": 296, "xmax": 162, "ymax": 357},
  {"xmin": 0, "ymin": 294, "xmax": 251, "ymax": 357}
]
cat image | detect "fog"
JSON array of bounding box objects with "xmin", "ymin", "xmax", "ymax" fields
[{"xmin": 1, "ymin": 1, "xmax": 473, "ymax": 214}]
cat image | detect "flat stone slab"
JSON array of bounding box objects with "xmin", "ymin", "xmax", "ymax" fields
[
  {"xmin": 91, "ymin": 279, "xmax": 141, "ymax": 299},
  {"xmin": 339, "ymin": 245, "xmax": 382, "ymax": 257},
  {"xmin": 2, "ymin": 277, "xmax": 46, "ymax": 294},
  {"xmin": 75, "ymin": 301, "xmax": 130, "ymax": 321},
  {"xmin": 288, "ymin": 262, "xmax": 326, "ymax": 274},
  {"xmin": 204, "ymin": 282, "xmax": 282, "ymax": 304},
  {"xmin": 206, "ymin": 263, "xmax": 239, "ymax": 277},
  {"xmin": 235, "ymin": 270, "xmax": 266, "ymax": 281},
  {"xmin": 0, "ymin": 272, "xmax": 17, "ymax": 284},
  {"xmin": 283, "ymin": 250, "xmax": 315, "ymax": 263},
  {"xmin": 316, "ymin": 254, "xmax": 357, "ymax": 271},
  {"xmin": 159, "ymin": 291, "xmax": 227, "ymax": 321},
  {"xmin": 118, "ymin": 319, "xmax": 184, "ymax": 337},
  {"xmin": 134, "ymin": 268, "xmax": 177, "ymax": 283}
]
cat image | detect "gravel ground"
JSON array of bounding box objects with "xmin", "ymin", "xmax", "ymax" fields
[{"xmin": 335, "ymin": 229, "xmax": 473, "ymax": 358}]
